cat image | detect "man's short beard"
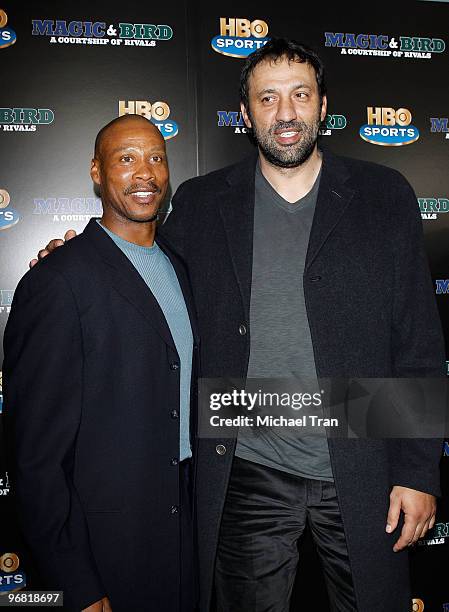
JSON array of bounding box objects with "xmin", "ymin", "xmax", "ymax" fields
[{"xmin": 247, "ymin": 110, "xmax": 322, "ymax": 169}]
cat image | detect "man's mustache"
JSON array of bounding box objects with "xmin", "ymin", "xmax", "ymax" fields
[
  {"xmin": 269, "ymin": 120, "xmax": 306, "ymax": 134},
  {"xmin": 123, "ymin": 182, "xmax": 161, "ymax": 195}
]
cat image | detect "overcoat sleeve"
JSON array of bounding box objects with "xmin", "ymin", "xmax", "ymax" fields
[
  {"xmin": 387, "ymin": 175, "xmax": 446, "ymax": 497},
  {"xmin": 3, "ymin": 263, "xmax": 105, "ymax": 611}
]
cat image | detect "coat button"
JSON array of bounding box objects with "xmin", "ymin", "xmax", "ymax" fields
[
  {"xmin": 171, "ymin": 458, "xmax": 179, "ymax": 466},
  {"xmin": 170, "ymin": 409, "xmax": 179, "ymax": 419},
  {"xmin": 310, "ymin": 275, "xmax": 322, "ymax": 282},
  {"xmin": 170, "ymin": 362, "xmax": 180, "ymax": 371},
  {"xmin": 171, "ymin": 505, "xmax": 179, "ymax": 514},
  {"xmin": 238, "ymin": 323, "xmax": 247, "ymax": 336},
  {"xmin": 216, "ymin": 444, "xmax": 227, "ymax": 455}
]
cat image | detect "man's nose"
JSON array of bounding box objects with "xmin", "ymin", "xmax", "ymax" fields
[
  {"xmin": 275, "ymin": 97, "xmax": 297, "ymax": 123},
  {"xmin": 133, "ymin": 159, "xmax": 155, "ymax": 181}
]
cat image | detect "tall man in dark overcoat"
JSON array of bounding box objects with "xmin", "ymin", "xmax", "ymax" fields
[{"xmin": 160, "ymin": 39, "xmax": 445, "ymax": 612}]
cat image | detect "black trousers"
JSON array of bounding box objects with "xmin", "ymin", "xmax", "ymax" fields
[
  {"xmin": 215, "ymin": 458, "xmax": 358, "ymax": 612},
  {"xmin": 180, "ymin": 459, "xmax": 198, "ymax": 612}
]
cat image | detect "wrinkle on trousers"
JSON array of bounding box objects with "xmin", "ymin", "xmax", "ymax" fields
[{"xmin": 215, "ymin": 458, "xmax": 357, "ymax": 612}]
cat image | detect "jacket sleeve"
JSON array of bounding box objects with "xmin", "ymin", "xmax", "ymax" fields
[
  {"xmin": 387, "ymin": 174, "xmax": 446, "ymax": 497},
  {"xmin": 2, "ymin": 263, "xmax": 105, "ymax": 611}
]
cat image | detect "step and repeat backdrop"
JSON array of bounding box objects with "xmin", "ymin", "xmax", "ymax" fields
[{"xmin": 0, "ymin": 1, "xmax": 448, "ymax": 610}]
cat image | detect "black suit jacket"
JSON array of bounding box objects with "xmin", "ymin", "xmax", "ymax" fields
[
  {"xmin": 3, "ymin": 219, "xmax": 199, "ymax": 611},
  {"xmin": 160, "ymin": 149, "xmax": 446, "ymax": 612}
]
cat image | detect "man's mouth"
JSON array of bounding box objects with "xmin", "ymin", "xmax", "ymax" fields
[
  {"xmin": 274, "ymin": 128, "xmax": 301, "ymax": 145},
  {"xmin": 131, "ymin": 190, "xmax": 156, "ymax": 196},
  {"xmin": 278, "ymin": 131, "xmax": 298, "ymax": 138},
  {"xmin": 125, "ymin": 184, "xmax": 160, "ymax": 205},
  {"xmin": 129, "ymin": 190, "xmax": 157, "ymax": 204}
]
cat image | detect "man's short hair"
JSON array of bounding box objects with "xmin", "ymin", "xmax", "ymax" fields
[{"xmin": 239, "ymin": 37, "xmax": 327, "ymax": 111}]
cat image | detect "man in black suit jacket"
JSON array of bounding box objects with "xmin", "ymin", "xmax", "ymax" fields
[
  {"xmin": 3, "ymin": 115, "xmax": 199, "ymax": 612},
  {"xmin": 32, "ymin": 39, "xmax": 445, "ymax": 612}
]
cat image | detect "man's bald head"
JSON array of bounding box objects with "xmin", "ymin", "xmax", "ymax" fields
[{"xmin": 94, "ymin": 114, "xmax": 163, "ymax": 160}]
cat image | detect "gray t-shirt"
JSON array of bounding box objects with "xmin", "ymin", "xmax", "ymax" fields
[{"xmin": 235, "ymin": 162, "xmax": 333, "ymax": 481}]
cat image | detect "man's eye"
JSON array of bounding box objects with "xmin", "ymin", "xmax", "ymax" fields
[
  {"xmin": 151, "ymin": 155, "xmax": 163, "ymax": 162},
  {"xmin": 262, "ymin": 96, "xmax": 274, "ymax": 103},
  {"xmin": 296, "ymin": 92, "xmax": 307, "ymax": 99},
  {"xmin": 120, "ymin": 155, "xmax": 133, "ymax": 162}
]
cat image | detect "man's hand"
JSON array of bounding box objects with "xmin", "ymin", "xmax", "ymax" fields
[
  {"xmin": 386, "ymin": 485, "xmax": 436, "ymax": 552},
  {"xmin": 82, "ymin": 596, "xmax": 112, "ymax": 612},
  {"xmin": 29, "ymin": 229, "xmax": 77, "ymax": 268}
]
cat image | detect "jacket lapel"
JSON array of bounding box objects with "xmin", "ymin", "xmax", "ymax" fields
[
  {"xmin": 306, "ymin": 149, "xmax": 355, "ymax": 270},
  {"xmin": 83, "ymin": 219, "xmax": 177, "ymax": 351},
  {"xmin": 217, "ymin": 151, "xmax": 356, "ymax": 302},
  {"xmin": 218, "ymin": 155, "xmax": 258, "ymax": 318}
]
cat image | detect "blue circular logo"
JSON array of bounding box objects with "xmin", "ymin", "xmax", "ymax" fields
[
  {"xmin": 152, "ymin": 119, "xmax": 178, "ymax": 140},
  {"xmin": 0, "ymin": 27, "xmax": 16, "ymax": 49},
  {"xmin": 359, "ymin": 124, "xmax": 419, "ymax": 146},
  {"xmin": 211, "ymin": 35, "xmax": 268, "ymax": 58}
]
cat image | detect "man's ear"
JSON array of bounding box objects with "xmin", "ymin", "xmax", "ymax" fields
[
  {"xmin": 320, "ymin": 95, "xmax": 328, "ymax": 123},
  {"xmin": 90, "ymin": 158, "xmax": 101, "ymax": 186},
  {"xmin": 240, "ymin": 103, "xmax": 252, "ymax": 129}
]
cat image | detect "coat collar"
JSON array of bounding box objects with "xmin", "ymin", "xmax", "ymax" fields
[
  {"xmin": 83, "ymin": 218, "xmax": 199, "ymax": 350},
  {"xmin": 305, "ymin": 148, "xmax": 355, "ymax": 270},
  {"xmin": 217, "ymin": 148, "xmax": 356, "ymax": 315},
  {"xmin": 218, "ymin": 154, "xmax": 258, "ymax": 318}
]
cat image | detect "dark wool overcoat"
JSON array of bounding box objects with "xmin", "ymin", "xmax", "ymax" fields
[{"xmin": 161, "ymin": 149, "xmax": 445, "ymax": 612}]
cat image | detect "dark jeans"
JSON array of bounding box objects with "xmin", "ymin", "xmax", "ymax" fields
[{"xmin": 215, "ymin": 457, "xmax": 357, "ymax": 612}]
